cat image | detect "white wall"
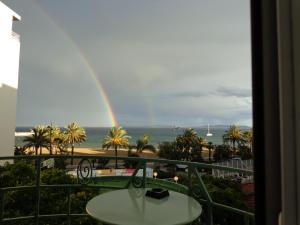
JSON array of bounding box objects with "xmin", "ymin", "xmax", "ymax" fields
[{"xmin": 0, "ymin": 1, "xmax": 21, "ymax": 157}]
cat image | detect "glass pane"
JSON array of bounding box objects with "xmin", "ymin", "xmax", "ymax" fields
[{"xmin": 1, "ymin": 1, "xmax": 253, "ymax": 225}]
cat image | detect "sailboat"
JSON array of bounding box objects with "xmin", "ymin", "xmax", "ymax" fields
[{"xmin": 206, "ymin": 124, "xmax": 213, "ymax": 137}]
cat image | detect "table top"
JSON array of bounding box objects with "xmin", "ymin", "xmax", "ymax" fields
[{"xmin": 86, "ymin": 188, "xmax": 202, "ymax": 225}]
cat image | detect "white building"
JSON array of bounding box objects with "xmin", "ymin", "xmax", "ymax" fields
[{"xmin": 0, "ymin": 1, "xmax": 21, "ymax": 157}]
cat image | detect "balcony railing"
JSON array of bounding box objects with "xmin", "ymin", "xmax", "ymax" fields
[
  {"xmin": 0, "ymin": 155, "xmax": 255, "ymax": 225},
  {"xmin": 11, "ymin": 31, "xmax": 20, "ymax": 41}
]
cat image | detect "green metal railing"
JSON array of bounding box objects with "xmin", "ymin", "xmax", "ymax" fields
[{"xmin": 0, "ymin": 155, "xmax": 254, "ymax": 225}]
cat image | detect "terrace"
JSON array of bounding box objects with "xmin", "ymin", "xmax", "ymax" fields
[{"xmin": 0, "ymin": 155, "xmax": 254, "ymax": 225}]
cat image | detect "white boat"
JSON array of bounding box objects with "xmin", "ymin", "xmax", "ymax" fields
[{"xmin": 206, "ymin": 124, "xmax": 213, "ymax": 137}]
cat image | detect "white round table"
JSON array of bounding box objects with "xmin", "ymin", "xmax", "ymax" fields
[{"xmin": 86, "ymin": 188, "xmax": 202, "ymax": 225}]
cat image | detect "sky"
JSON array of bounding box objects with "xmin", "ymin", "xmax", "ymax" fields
[{"xmin": 3, "ymin": 0, "xmax": 252, "ymax": 127}]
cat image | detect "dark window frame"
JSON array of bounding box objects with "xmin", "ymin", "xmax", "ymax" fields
[{"xmin": 251, "ymin": 0, "xmax": 282, "ymax": 225}]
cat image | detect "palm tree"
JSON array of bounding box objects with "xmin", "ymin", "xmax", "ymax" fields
[
  {"xmin": 243, "ymin": 129, "xmax": 253, "ymax": 152},
  {"xmin": 206, "ymin": 142, "xmax": 214, "ymax": 162},
  {"xmin": 54, "ymin": 132, "xmax": 69, "ymax": 154},
  {"xmin": 46, "ymin": 125, "xmax": 62, "ymax": 155},
  {"xmin": 223, "ymin": 125, "xmax": 245, "ymax": 153},
  {"xmin": 135, "ymin": 134, "xmax": 156, "ymax": 153},
  {"xmin": 14, "ymin": 146, "xmax": 27, "ymax": 155},
  {"xmin": 176, "ymin": 128, "xmax": 198, "ymax": 160},
  {"xmin": 102, "ymin": 126, "xmax": 131, "ymax": 169},
  {"xmin": 23, "ymin": 126, "xmax": 48, "ymax": 155},
  {"xmin": 64, "ymin": 123, "xmax": 87, "ymax": 164},
  {"xmin": 191, "ymin": 136, "xmax": 207, "ymax": 162},
  {"xmin": 182, "ymin": 128, "xmax": 198, "ymax": 143}
]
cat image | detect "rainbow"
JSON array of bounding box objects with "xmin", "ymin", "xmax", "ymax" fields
[
  {"xmin": 32, "ymin": 0, "xmax": 117, "ymax": 127},
  {"xmin": 71, "ymin": 47, "xmax": 118, "ymax": 127}
]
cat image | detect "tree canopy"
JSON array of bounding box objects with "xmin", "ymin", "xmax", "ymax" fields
[
  {"xmin": 23, "ymin": 126, "xmax": 49, "ymax": 155},
  {"xmin": 103, "ymin": 126, "xmax": 131, "ymax": 169}
]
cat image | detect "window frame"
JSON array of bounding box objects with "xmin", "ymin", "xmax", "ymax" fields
[
  {"xmin": 252, "ymin": 0, "xmax": 300, "ymax": 224},
  {"xmin": 251, "ymin": 0, "xmax": 281, "ymax": 224}
]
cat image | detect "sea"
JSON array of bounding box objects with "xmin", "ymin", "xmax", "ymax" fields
[{"xmin": 15, "ymin": 126, "xmax": 251, "ymax": 148}]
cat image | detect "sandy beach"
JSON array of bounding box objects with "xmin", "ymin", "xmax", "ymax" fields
[
  {"xmin": 72, "ymin": 147, "xmax": 158, "ymax": 158},
  {"xmin": 25, "ymin": 147, "xmax": 159, "ymax": 158},
  {"xmin": 25, "ymin": 146, "xmax": 211, "ymax": 159}
]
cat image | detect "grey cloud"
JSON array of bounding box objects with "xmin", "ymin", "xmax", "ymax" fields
[
  {"xmin": 3, "ymin": 0, "xmax": 252, "ymax": 127},
  {"xmin": 166, "ymin": 91, "xmax": 209, "ymax": 98},
  {"xmin": 163, "ymin": 86, "xmax": 252, "ymax": 99},
  {"xmin": 215, "ymin": 87, "xmax": 252, "ymax": 98}
]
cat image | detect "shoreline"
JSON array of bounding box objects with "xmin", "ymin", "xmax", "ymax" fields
[
  {"xmin": 24, "ymin": 146, "xmax": 211, "ymax": 158},
  {"xmin": 24, "ymin": 146, "xmax": 159, "ymax": 158}
]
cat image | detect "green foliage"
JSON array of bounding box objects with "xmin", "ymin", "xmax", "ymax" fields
[
  {"xmin": 14, "ymin": 146, "xmax": 28, "ymax": 156},
  {"xmin": 124, "ymin": 151, "xmax": 140, "ymax": 168},
  {"xmin": 170, "ymin": 173, "xmax": 249, "ymax": 225},
  {"xmin": 206, "ymin": 142, "xmax": 215, "ymax": 162},
  {"xmin": 102, "ymin": 126, "xmax": 131, "ymax": 149},
  {"xmin": 64, "ymin": 123, "xmax": 87, "ymax": 148},
  {"xmin": 242, "ymin": 129, "xmax": 253, "ymax": 146},
  {"xmin": 54, "ymin": 157, "xmax": 67, "ymax": 169},
  {"xmin": 158, "ymin": 141, "xmax": 183, "ymax": 160},
  {"xmin": 71, "ymin": 187, "xmax": 99, "ymax": 213},
  {"xmin": 45, "ymin": 125, "xmax": 69, "ymax": 155},
  {"xmin": 159, "ymin": 128, "xmax": 205, "ymax": 162},
  {"xmin": 0, "ymin": 161, "xmax": 36, "ymax": 221},
  {"xmin": 41, "ymin": 168, "xmax": 75, "ymax": 185},
  {"xmin": 23, "ymin": 126, "xmax": 49, "ymax": 155},
  {"xmin": 205, "ymin": 177, "xmax": 248, "ymax": 225},
  {"xmin": 0, "ymin": 161, "xmax": 99, "ymax": 225},
  {"xmin": 223, "ymin": 125, "xmax": 245, "ymax": 152},
  {"xmin": 190, "ymin": 138, "xmax": 205, "ymax": 162},
  {"xmin": 102, "ymin": 126, "xmax": 131, "ymax": 169},
  {"xmin": 65, "ymin": 123, "xmax": 87, "ymax": 164},
  {"xmin": 40, "ymin": 169, "xmax": 73, "ymax": 219},
  {"xmin": 21, "ymin": 123, "xmax": 87, "ymax": 156},
  {"xmin": 0, "ymin": 161, "xmax": 35, "ymax": 187},
  {"xmin": 135, "ymin": 134, "xmax": 156, "ymax": 153},
  {"xmin": 237, "ymin": 145, "xmax": 253, "ymax": 160},
  {"xmin": 0, "ymin": 160, "xmax": 252, "ymax": 225},
  {"xmin": 199, "ymin": 176, "xmax": 248, "ymax": 225},
  {"xmin": 4, "ymin": 188, "xmax": 36, "ymax": 220},
  {"xmin": 202, "ymin": 175, "xmax": 242, "ymax": 194},
  {"xmin": 213, "ymin": 144, "xmax": 232, "ymax": 161},
  {"xmin": 176, "ymin": 128, "xmax": 201, "ymax": 161}
]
